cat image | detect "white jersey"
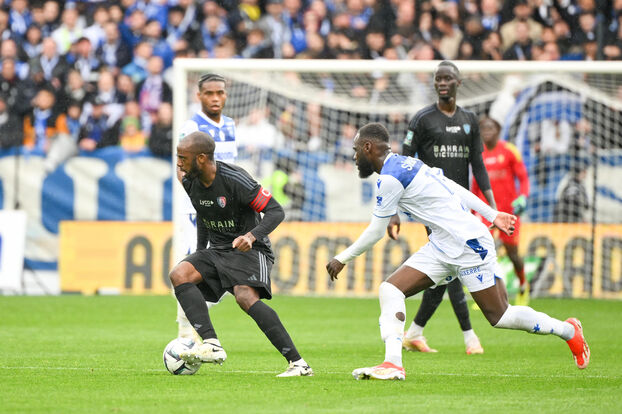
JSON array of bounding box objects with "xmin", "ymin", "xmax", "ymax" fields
[
  {"xmin": 374, "ymin": 153, "xmax": 493, "ymax": 258},
  {"xmin": 179, "ymin": 111, "xmax": 238, "ymax": 214}
]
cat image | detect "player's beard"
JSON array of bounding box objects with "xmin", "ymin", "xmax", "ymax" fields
[
  {"xmin": 357, "ymin": 156, "xmax": 374, "ymax": 178},
  {"xmin": 185, "ymin": 158, "xmax": 201, "ymax": 180}
]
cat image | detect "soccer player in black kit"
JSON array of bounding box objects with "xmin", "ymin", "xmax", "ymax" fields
[
  {"xmin": 387, "ymin": 61, "xmax": 497, "ymax": 355},
  {"xmin": 169, "ymin": 131, "xmax": 313, "ymax": 377}
]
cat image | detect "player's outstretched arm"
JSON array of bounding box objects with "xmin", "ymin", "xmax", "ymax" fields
[
  {"xmin": 327, "ymin": 215, "xmax": 390, "ymax": 281},
  {"xmin": 386, "ymin": 214, "xmax": 401, "ymax": 240},
  {"xmin": 492, "ymin": 212, "xmax": 517, "ymax": 236}
]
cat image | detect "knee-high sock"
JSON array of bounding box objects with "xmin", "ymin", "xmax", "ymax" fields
[
  {"xmin": 379, "ymin": 282, "xmax": 406, "ymax": 367},
  {"xmin": 494, "ymin": 304, "xmax": 574, "ymax": 340},
  {"xmin": 174, "ymin": 283, "xmax": 217, "ymax": 340},
  {"xmin": 447, "ymin": 279, "xmax": 472, "ymax": 332},
  {"xmin": 247, "ymin": 301, "xmax": 301, "ymax": 363},
  {"xmin": 414, "ymin": 284, "xmax": 446, "ymax": 327}
]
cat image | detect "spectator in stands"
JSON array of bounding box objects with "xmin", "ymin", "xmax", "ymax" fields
[
  {"xmin": 142, "ymin": 18, "xmax": 174, "ymax": 68},
  {"xmin": 435, "ymin": 13, "xmax": 462, "ymax": 59},
  {"xmin": 116, "ymin": 72, "xmax": 137, "ymax": 102},
  {"xmin": 573, "ymin": 12, "xmax": 597, "ymax": 46},
  {"xmin": 83, "ymin": 6, "xmax": 109, "ymax": 50},
  {"xmin": 481, "ymin": 30, "xmax": 503, "ymax": 60},
  {"xmin": 97, "ymin": 21, "xmax": 132, "ymax": 73},
  {"xmin": 500, "ymin": 0, "xmax": 542, "ymax": 51},
  {"xmin": 0, "ymin": 9, "xmax": 12, "ymax": 42},
  {"xmin": 165, "ymin": 5, "xmax": 196, "ymax": 51},
  {"xmin": 59, "ymin": 69, "xmax": 88, "ymax": 109},
  {"xmin": 30, "ymin": 37, "xmax": 68, "ymax": 88},
  {"xmin": 119, "ymin": 115, "xmax": 145, "ymax": 152},
  {"xmin": 553, "ymin": 158, "xmax": 590, "ymax": 223},
  {"xmin": 23, "ymin": 87, "xmax": 68, "ymax": 152},
  {"xmin": 362, "ymin": 27, "xmax": 386, "ymax": 60},
  {"xmin": 1, "ymin": 38, "xmax": 29, "ymax": 80},
  {"xmin": 213, "ymin": 33, "xmax": 239, "ymax": 58},
  {"xmin": 502, "ymin": 20, "xmax": 532, "ymax": 60},
  {"xmin": 51, "ymin": 4, "xmax": 84, "ymax": 55},
  {"xmin": 308, "ymin": 0, "xmax": 332, "ymax": 38},
  {"xmin": 20, "ymin": 24, "xmax": 44, "ymax": 61},
  {"xmin": 137, "ymin": 55, "xmax": 171, "ymax": 132},
  {"xmin": 68, "ymin": 37, "xmax": 102, "ymax": 84},
  {"xmin": 78, "ymin": 96, "xmax": 119, "ymax": 151},
  {"xmin": 65, "ymin": 99, "xmax": 82, "ymax": 142},
  {"xmin": 9, "ymin": 0, "xmax": 32, "ymax": 40},
  {"xmin": 241, "ymin": 26, "xmax": 274, "ymax": 58},
  {"xmin": 481, "ymin": 0, "xmax": 502, "ymax": 32},
  {"xmin": 0, "ymin": 93, "xmax": 23, "ymax": 149},
  {"xmin": 92, "ymin": 70, "xmax": 124, "ymax": 124},
  {"xmin": 192, "ymin": 7, "xmax": 230, "ymax": 57},
  {"xmin": 0, "ymin": 57, "xmax": 35, "ymax": 117},
  {"xmin": 41, "ymin": 0, "xmax": 61, "ymax": 37},
  {"xmin": 120, "ymin": 8, "xmax": 147, "ymax": 49},
  {"xmin": 122, "ymin": 41, "xmax": 153, "ymax": 84},
  {"xmin": 283, "ymin": 0, "xmax": 307, "ymax": 55},
  {"xmin": 148, "ymin": 102, "xmax": 172, "ymax": 157},
  {"xmin": 258, "ymin": 0, "xmax": 288, "ymax": 58}
]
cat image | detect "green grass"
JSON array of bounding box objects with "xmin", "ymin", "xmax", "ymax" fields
[{"xmin": 1, "ymin": 295, "xmax": 621, "ymax": 413}]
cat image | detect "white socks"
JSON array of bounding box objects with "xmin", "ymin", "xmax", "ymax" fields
[
  {"xmin": 494, "ymin": 305, "xmax": 575, "ymax": 340},
  {"xmin": 462, "ymin": 329, "xmax": 477, "ymax": 344},
  {"xmin": 378, "ymin": 282, "xmax": 406, "ymax": 367},
  {"xmin": 405, "ymin": 322, "xmax": 424, "ymax": 339}
]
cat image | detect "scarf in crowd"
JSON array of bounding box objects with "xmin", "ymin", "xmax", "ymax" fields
[
  {"xmin": 33, "ymin": 107, "xmax": 52, "ymax": 151},
  {"xmin": 139, "ymin": 75, "xmax": 162, "ymax": 113}
]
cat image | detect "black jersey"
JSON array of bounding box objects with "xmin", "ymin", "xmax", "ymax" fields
[
  {"xmin": 182, "ymin": 161, "xmax": 274, "ymax": 259},
  {"xmin": 402, "ymin": 103, "xmax": 490, "ymax": 191}
]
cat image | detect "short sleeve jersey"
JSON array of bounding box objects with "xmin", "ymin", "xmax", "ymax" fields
[
  {"xmin": 374, "ymin": 153, "xmax": 489, "ymax": 258},
  {"xmin": 181, "ymin": 161, "xmax": 274, "ymax": 260},
  {"xmin": 403, "ymin": 104, "xmax": 483, "ymax": 189},
  {"xmin": 180, "ymin": 112, "xmax": 237, "ymax": 163},
  {"xmin": 179, "ymin": 111, "xmax": 238, "ymax": 214}
]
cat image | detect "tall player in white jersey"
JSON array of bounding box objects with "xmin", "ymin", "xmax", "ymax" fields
[
  {"xmin": 326, "ymin": 123, "xmax": 590, "ymax": 380},
  {"xmin": 176, "ymin": 73, "xmax": 238, "ymax": 340}
]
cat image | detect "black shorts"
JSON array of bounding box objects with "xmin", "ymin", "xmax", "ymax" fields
[{"xmin": 183, "ymin": 248, "xmax": 273, "ymax": 302}]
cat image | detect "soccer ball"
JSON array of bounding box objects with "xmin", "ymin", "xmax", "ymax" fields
[{"xmin": 163, "ymin": 337, "xmax": 201, "ymax": 375}]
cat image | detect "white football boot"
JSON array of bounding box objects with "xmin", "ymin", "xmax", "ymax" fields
[{"xmin": 180, "ymin": 338, "xmax": 227, "ymax": 365}]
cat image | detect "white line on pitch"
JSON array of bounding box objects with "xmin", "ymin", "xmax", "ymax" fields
[{"xmin": 0, "ymin": 366, "xmax": 617, "ymax": 380}]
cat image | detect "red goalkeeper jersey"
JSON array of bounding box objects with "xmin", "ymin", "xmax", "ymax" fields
[{"xmin": 472, "ymin": 141, "xmax": 529, "ymax": 215}]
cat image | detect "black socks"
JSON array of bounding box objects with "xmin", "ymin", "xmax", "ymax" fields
[
  {"xmin": 247, "ymin": 301, "xmax": 301, "ymax": 362},
  {"xmin": 174, "ymin": 283, "xmax": 217, "ymax": 340}
]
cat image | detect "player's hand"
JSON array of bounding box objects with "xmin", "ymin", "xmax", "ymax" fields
[
  {"xmin": 326, "ymin": 258, "xmax": 345, "ymax": 281},
  {"xmin": 490, "ymin": 212, "xmax": 517, "ymax": 236},
  {"xmin": 511, "ymin": 195, "xmax": 527, "ymax": 216},
  {"xmin": 386, "ymin": 214, "xmax": 401, "ymax": 240},
  {"xmin": 232, "ymin": 232, "xmax": 256, "ymax": 252}
]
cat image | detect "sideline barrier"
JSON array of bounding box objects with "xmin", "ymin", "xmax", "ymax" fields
[{"xmin": 60, "ymin": 221, "xmax": 622, "ymax": 298}]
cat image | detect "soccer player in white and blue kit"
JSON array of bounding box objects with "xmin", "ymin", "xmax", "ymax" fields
[
  {"xmin": 326, "ymin": 123, "xmax": 590, "ymax": 380},
  {"xmin": 176, "ymin": 73, "xmax": 238, "ymax": 340}
]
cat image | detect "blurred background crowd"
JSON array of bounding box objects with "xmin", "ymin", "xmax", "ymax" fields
[{"xmin": 0, "ymin": 0, "xmax": 621, "ymax": 159}]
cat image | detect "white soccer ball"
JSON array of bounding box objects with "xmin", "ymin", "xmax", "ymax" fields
[{"xmin": 163, "ymin": 337, "xmax": 201, "ymax": 375}]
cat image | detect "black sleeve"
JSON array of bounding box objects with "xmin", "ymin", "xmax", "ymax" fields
[
  {"xmin": 402, "ymin": 115, "xmax": 420, "ymax": 157},
  {"xmin": 250, "ymin": 196, "xmax": 285, "ymax": 242},
  {"xmin": 469, "ymin": 115, "xmax": 492, "ymax": 192},
  {"xmin": 196, "ymin": 213, "xmax": 209, "ymax": 251}
]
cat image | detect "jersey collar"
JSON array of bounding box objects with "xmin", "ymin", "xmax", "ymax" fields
[
  {"xmin": 383, "ymin": 152, "xmax": 396, "ymax": 165},
  {"xmin": 197, "ymin": 110, "xmax": 225, "ymax": 128}
]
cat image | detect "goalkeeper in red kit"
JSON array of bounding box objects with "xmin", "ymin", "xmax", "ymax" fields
[{"xmin": 472, "ymin": 116, "xmax": 530, "ymax": 305}]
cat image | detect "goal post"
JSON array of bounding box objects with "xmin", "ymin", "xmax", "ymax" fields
[{"xmin": 172, "ymin": 59, "xmax": 622, "ymax": 299}]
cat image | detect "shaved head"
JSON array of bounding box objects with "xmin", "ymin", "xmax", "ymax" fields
[{"xmin": 179, "ymin": 131, "xmax": 215, "ymax": 160}]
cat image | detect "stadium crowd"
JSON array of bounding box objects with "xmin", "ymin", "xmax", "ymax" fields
[{"xmin": 0, "ymin": 0, "xmax": 620, "ymax": 156}]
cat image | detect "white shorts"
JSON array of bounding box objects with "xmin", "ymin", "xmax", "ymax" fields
[{"xmin": 403, "ymin": 235, "xmax": 500, "ymax": 293}]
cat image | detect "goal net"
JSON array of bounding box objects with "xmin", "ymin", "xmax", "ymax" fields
[{"xmin": 172, "ymin": 59, "xmax": 622, "ymax": 300}]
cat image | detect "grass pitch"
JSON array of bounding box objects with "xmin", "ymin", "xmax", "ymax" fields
[{"xmin": 1, "ymin": 295, "xmax": 621, "ymax": 413}]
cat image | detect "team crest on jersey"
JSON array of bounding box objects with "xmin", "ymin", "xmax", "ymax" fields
[
  {"xmin": 403, "ymin": 130, "xmax": 413, "ymax": 146},
  {"xmin": 463, "ymin": 124, "xmax": 471, "ymax": 134},
  {"xmin": 217, "ymin": 196, "xmax": 227, "ymax": 208}
]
